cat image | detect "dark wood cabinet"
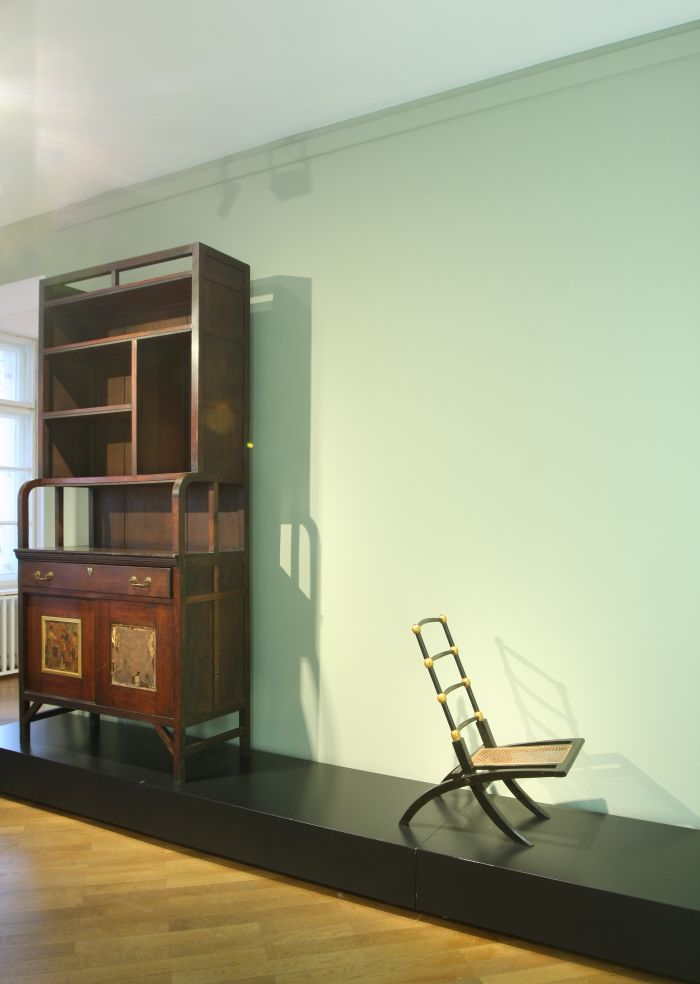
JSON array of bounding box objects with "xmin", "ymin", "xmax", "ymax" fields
[{"xmin": 16, "ymin": 243, "xmax": 250, "ymax": 779}]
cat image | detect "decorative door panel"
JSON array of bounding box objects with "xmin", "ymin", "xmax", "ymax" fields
[
  {"xmin": 111, "ymin": 622, "xmax": 157, "ymax": 692},
  {"xmin": 96, "ymin": 600, "xmax": 175, "ymax": 718},
  {"xmin": 26, "ymin": 596, "xmax": 96, "ymax": 702}
]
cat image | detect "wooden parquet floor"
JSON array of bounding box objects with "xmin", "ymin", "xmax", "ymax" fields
[
  {"xmin": 0, "ymin": 672, "xmax": 19, "ymax": 725},
  {"xmin": 0, "ymin": 677, "xmax": 681, "ymax": 984}
]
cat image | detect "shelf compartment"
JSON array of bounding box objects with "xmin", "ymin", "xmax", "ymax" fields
[
  {"xmin": 136, "ymin": 333, "xmax": 191, "ymax": 475},
  {"xmin": 43, "ymin": 413, "xmax": 132, "ymax": 478},
  {"xmin": 91, "ymin": 484, "xmax": 176, "ymax": 553},
  {"xmin": 43, "ymin": 342, "xmax": 132, "ymax": 413},
  {"xmin": 43, "ymin": 324, "xmax": 191, "ymax": 355},
  {"xmin": 218, "ymin": 484, "xmax": 246, "ymax": 551},
  {"xmin": 43, "ymin": 277, "xmax": 192, "ymax": 347},
  {"xmin": 185, "ymin": 482, "xmax": 246, "ymax": 553}
]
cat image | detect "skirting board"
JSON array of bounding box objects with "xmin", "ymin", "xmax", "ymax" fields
[{"xmin": 0, "ymin": 714, "xmax": 697, "ymax": 983}]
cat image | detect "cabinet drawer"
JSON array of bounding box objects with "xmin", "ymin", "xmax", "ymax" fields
[{"xmin": 20, "ymin": 561, "xmax": 172, "ymax": 599}]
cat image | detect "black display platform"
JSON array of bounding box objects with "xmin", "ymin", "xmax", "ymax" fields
[{"xmin": 0, "ymin": 713, "xmax": 697, "ymax": 983}]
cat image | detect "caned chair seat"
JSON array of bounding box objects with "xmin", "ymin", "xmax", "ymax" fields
[{"xmin": 471, "ymin": 743, "xmax": 574, "ymax": 768}]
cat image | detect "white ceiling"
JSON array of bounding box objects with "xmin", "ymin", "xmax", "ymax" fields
[{"xmin": 2, "ymin": 0, "xmax": 700, "ymax": 230}]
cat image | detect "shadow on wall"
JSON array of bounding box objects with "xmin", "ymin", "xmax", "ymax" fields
[
  {"xmin": 495, "ymin": 637, "xmax": 700, "ymax": 827},
  {"xmin": 249, "ymin": 276, "xmax": 322, "ymax": 760},
  {"xmin": 216, "ymin": 141, "xmax": 312, "ymax": 217},
  {"xmin": 267, "ymin": 142, "xmax": 312, "ymax": 201}
]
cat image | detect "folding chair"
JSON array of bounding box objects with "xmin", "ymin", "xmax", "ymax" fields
[{"xmin": 400, "ymin": 615, "xmax": 584, "ymax": 846}]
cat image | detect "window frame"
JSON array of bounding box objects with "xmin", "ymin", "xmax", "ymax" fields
[{"xmin": 0, "ymin": 331, "xmax": 37, "ymax": 591}]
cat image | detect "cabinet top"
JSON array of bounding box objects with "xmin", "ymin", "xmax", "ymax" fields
[{"xmin": 41, "ymin": 242, "xmax": 249, "ymax": 294}]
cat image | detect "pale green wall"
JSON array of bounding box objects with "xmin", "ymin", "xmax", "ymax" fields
[{"xmin": 2, "ymin": 25, "xmax": 699, "ymax": 827}]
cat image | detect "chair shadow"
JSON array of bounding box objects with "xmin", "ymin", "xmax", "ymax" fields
[{"xmin": 494, "ymin": 637, "xmax": 700, "ymax": 827}]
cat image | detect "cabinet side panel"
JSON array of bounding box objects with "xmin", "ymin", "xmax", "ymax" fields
[
  {"xmin": 219, "ymin": 553, "xmax": 244, "ymax": 593},
  {"xmin": 200, "ymin": 334, "xmax": 245, "ymax": 405},
  {"xmin": 182, "ymin": 602, "xmax": 214, "ymax": 717},
  {"xmin": 198, "ymin": 329, "xmax": 245, "ymax": 479},
  {"xmin": 198, "ymin": 265, "xmax": 248, "ymax": 477},
  {"xmin": 199, "ymin": 278, "xmax": 246, "ymax": 342},
  {"xmin": 185, "ymin": 483, "xmax": 210, "ymax": 553},
  {"xmin": 218, "ymin": 485, "xmax": 246, "ymax": 552},
  {"xmin": 200, "ymin": 405, "xmax": 243, "ymax": 481},
  {"xmin": 185, "ymin": 565, "xmax": 214, "ymax": 595},
  {"xmin": 201, "ymin": 253, "xmax": 248, "ymax": 297},
  {"xmin": 217, "ymin": 593, "xmax": 246, "ymax": 709}
]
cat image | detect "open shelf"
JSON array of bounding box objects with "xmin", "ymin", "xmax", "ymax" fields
[
  {"xmin": 91, "ymin": 481, "xmax": 245, "ymax": 553},
  {"xmin": 27, "ymin": 479, "xmax": 246, "ymax": 555},
  {"xmin": 136, "ymin": 333, "xmax": 191, "ymax": 475},
  {"xmin": 43, "ymin": 324, "xmax": 192, "ymax": 355},
  {"xmin": 43, "ymin": 413, "xmax": 132, "ymax": 478},
  {"xmin": 43, "ymin": 341, "xmax": 132, "ymax": 413},
  {"xmin": 91, "ymin": 483, "xmax": 175, "ymax": 551},
  {"xmin": 41, "ymin": 331, "xmax": 192, "ymax": 478},
  {"xmin": 42, "ymin": 276, "xmax": 192, "ymax": 347}
]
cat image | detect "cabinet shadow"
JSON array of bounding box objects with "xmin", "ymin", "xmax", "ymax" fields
[{"xmin": 250, "ymin": 276, "xmax": 320, "ymax": 760}]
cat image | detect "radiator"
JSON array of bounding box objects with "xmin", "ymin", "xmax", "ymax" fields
[{"xmin": 0, "ymin": 593, "xmax": 18, "ymax": 675}]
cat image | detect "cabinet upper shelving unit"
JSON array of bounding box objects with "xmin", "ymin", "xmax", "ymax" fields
[{"xmin": 39, "ymin": 243, "xmax": 248, "ymax": 482}]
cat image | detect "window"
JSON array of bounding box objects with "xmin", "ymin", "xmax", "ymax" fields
[{"xmin": 0, "ymin": 335, "xmax": 35, "ymax": 588}]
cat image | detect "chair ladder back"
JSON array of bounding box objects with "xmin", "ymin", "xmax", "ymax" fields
[
  {"xmin": 444, "ymin": 617, "xmax": 499, "ymax": 748},
  {"xmin": 412, "ymin": 615, "xmax": 494, "ymax": 766}
]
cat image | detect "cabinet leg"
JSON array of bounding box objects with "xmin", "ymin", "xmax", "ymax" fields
[
  {"xmin": 239, "ymin": 706, "xmax": 251, "ymax": 758},
  {"xmin": 173, "ymin": 727, "xmax": 186, "ymax": 783},
  {"xmin": 19, "ymin": 697, "xmax": 43, "ymax": 748},
  {"xmin": 20, "ymin": 698, "xmax": 31, "ymax": 748}
]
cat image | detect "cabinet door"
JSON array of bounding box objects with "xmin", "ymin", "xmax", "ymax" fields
[
  {"xmin": 26, "ymin": 595, "xmax": 96, "ymax": 702},
  {"xmin": 96, "ymin": 601, "xmax": 175, "ymax": 718}
]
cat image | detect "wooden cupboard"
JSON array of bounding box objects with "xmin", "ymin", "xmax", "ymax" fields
[{"xmin": 16, "ymin": 243, "xmax": 250, "ymax": 780}]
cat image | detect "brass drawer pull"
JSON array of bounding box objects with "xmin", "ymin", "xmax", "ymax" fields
[
  {"xmin": 33, "ymin": 570, "xmax": 54, "ymax": 581},
  {"xmin": 129, "ymin": 575, "xmax": 152, "ymax": 588}
]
